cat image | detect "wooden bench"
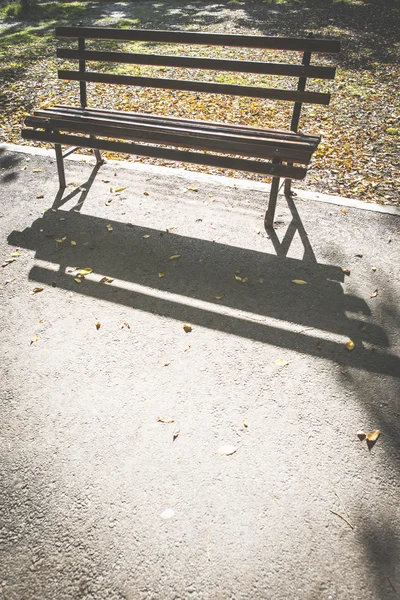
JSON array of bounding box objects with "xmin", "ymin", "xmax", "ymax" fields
[{"xmin": 22, "ymin": 26, "xmax": 340, "ymax": 228}]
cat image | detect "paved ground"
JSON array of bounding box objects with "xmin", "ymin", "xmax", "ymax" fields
[{"xmin": 0, "ymin": 146, "xmax": 399, "ymax": 600}]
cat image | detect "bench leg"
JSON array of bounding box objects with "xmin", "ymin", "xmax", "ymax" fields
[
  {"xmin": 284, "ymin": 178, "xmax": 292, "ymax": 197},
  {"xmin": 54, "ymin": 143, "xmax": 66, "ymax": 189},
  {"xmin": 90, "ymin": 136, "xmax": 104, "ymax": 165},
  {"xmin": 264, "ymin": 175, "xmax": 280, "ymax": 229}
]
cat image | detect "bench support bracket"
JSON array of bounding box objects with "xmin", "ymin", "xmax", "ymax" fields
[{"xmin": 264, "ymin": 159, "xmax": 281, "ymax": 229}]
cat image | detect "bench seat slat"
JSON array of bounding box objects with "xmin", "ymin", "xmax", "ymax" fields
[
  {"xmin": 57, "ymin": 49, "xmax": 336, "ymax": 80},
  {"xmin": 21, "ymin": 129, "xmax": 308, "ymax": 179},
  {"xmin": 26, "ymin": 114, "xmax": 314, "ymax": 163},
  {"xmin": 55, "ymin": 27, "xmax": 341, "ymax": 53},
  {"xmin": 51, "ymin": 105, "xmax": 321, "ymax": 144},
  {"xmin": 58, "ymin": 70, "xmax": 331, "ymax": 105},
  {"xmin": 33, "ymin": 108, "xmax": 319, "ymax": 150}
]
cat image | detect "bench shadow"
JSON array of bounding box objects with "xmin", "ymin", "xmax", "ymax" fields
[{"xmin": 7, "ymin": 188, "xmax": 399, "ymax": 379}]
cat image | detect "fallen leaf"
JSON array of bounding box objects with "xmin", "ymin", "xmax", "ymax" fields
[
  {"xmin": 345, "ymin": 340, "xmax": 355, "ymax": 351},
  {"xmin": 164, "ymin": 363, "xmax": 170, "ymax": 367},
  {"xmin": 106, "ymin": 224, "xmax": 113, "ymax": 231},
  {"xmin": 99, "ymin": 276, "xmax": 114, "ymax": 284},
  {"xmin": 215, "ymin": 445, "xmax": 237, "ymax": 456},
  {"xmin": 366, "ymin": 429, "xmax": 380, "ymax": 443},
  {"xmin": 55, "ymin": 236, "xmax": 67, "ymax": 243},
  {"xmin": 371, "ymin": 266, "xmax": 377, "ymax": 272},
  {"xmin": 157, "ymin": 416, "xmax": 174, "ymax": 423},
  {"xmin": 235, "ymin": 275, "xmax": 242, "ymax": 281},
  {"xmin": 10, "ymin": 251, "xmax": 22, "ymax": 257},
  {"xmin": 357, "ymin": 431, "xmax": 366, "ymax": 440},
  {"xmin": 159, "ymin": 271, "xmax": 165, "ymax": 278},
  {"xmin": 241, "ymin": 277, "xmax": 249, "ymax": 283},
  {"xmin": 102, "ymin": 179, "xmax": 110, "ymax": 183},
  {"xmin": 70, "ymin": 240, "xmax": 77, "ymax": 246},
  {"xmin": 210, "ymin": 223, "xmax": 217, "ymax": 230},
  {"xmin": 122, "ymin": 321, "xmax": 130, "ymax": 329},
  {"xmin": 105, "ymin": 198, "xmax": 113, "ymax": 206},
  {"xmin": 273, "ymin": 358, "xmax": 289, "ymax": 367},
  {"xmin": 214, "ymin": 296, "xmax": 223, "ymax": 300},
  {"xmin": 370, "ymin": 289, "xmax": 378, "ymax": 298},
  {"xmin": 188, "ymin": 185, "xmax": 198, "ymax": 192},
  {"xmin": 342, "ymin": 268, "xmax": 351, "ymax": 275},
  {"xmin": 169, "ymin": 254, "xmax": 181, "ymax": 260},
  {"xmin": 33, "ymin": 168, "xmax": 43, "ymax": 173},
  {"xmin": 31, "ymin": 287, "xmax": 44, "ymax": 294},
  {"xmin": 143, "ymin": 191, "xmax": 149, "ymax": 195},
  {"xmin": 243, "ymin": 419, "xmax": 249, "ymax": 428},
  {"xmin": 95, "ymin": 321, "xmax": 101, "ymax": 330},
  {"xmin": 183, "ymin": 323, "xmax": 192, "ymax": 333},
  {"xmin": 184, "ymin": 345, "xmax": 191, "ymax": 352},
  {"xmin": 173, "ymin": 429, "xmax": 180, "ymax": 441},
  {"xmin": 77, "ymin": 268, "xmax": 93, "ymax": 276},
  {"xmin": 142, "ymin": 235, "xmax": 150, "ymax": 239},
  {"xmin": 74, "ymin": 277, "xmax": 82, "ymax": 284},
  {"xmin": 2, "ymin": 258, "xmax": 16, "ymax": 267},
  {"xmin": 292, "ymin": 279, "xmax": 308, "ymax": 285},
  {"xmin": 30, "ymin": 335, "xmax": 39, "ymax": 344},
  {"xmin": 115, "ymin": 186, "xmax": 126, "ymax": 193},
  {"xmin": 341, "ymin": 209, "xmax": 347, "ymax": 215},
  {"xmin": 36, "ymin": 194, "xmax": 44, "ymax": 199},
  {"xmin": 5, "ymin": 277, "xmax": 16, "ymax": 284}
]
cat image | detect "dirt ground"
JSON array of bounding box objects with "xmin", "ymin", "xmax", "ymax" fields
[{"xmin": 0, "ymin": 146, "xmax": 400, "ymax": 600}]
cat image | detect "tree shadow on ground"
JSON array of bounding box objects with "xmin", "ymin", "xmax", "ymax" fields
[{"xmin": 0, "ymin": 146, "xmax": 22, "ymax": 182}]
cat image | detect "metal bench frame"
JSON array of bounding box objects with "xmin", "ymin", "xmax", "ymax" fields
[{"xmin": 22, "ymin": 26, "xmax": 340, "ymax": 228}]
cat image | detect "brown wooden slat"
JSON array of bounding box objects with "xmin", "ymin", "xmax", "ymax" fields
[
  {"xmin": 45, "ymin": 105, "xmax": 321, "ymax": 145},
  {"xmin": 25, "ymin": 114, "xmax": 314, "ymax": 163},
  {"xmin": 58, "ymin": 70, "xmax": 331, "ymax": 105},
  {"xmin": 34, "ymin": 108, "xmax": 319, "ymax": 149},
  {"xmin": 55, "ymin": 27, "xmax": 340, "ymax": 53},
  {"xmin": 57, "ymin": 48, "xmax": 336, "ymax": 79},
  {"xmin": 21, "ymin": 129, "xmax": 308, "ymax": 179}
]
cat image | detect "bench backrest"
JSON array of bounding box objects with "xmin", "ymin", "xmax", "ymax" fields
[{"xmin": 55, "ymin": 26, "xmax": 340, "ymax": 133}]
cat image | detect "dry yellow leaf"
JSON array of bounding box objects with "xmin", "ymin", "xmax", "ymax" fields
[
  {"xmin": 366, "ymin": 429, "xmax": 380, "ymax": 442},
  {"xmin": 142, "ymin": 235, "xmax": 150, "ymax": 239},
  {"xmin": 33, "ymin": 168, "xmax": 43, "ymax": 173},
  {"xmin": 342, "ymin": 268, "xmax": 351, "ymax": 275},
  {"xmin": 341, "ymin": 209, "xmax": 347, "ymax": 215},
  {"xmin": 173, "ymin": 429, "xmax": 180, "ymax": 441},
  {"xmin": 273, "ymin": 358, "xmax": 288, "ymax": 366},
  {"xmin": 188, "ymin": 185, "xmax": 198, "ymax": 192},
  {"xmin": 37, "ymin": 194, "xmax": 44, "ymax": 199},
  {"xmin": 159, "ymin": 271, "xmax": 165, "ymax": 278},
  {"xmin": 243, "ymin": 419, "xmax": 249, "ymax": 428},
  {"xmin": 345, "ymin": 340, "xmax": 355, "ymax": 351},
  {"xmin": 5, "ymin": 277, "xmax": 16, "ymax": 284},
  {"xmin": 70, "ymin": 240, "xmax": 77, "ymax": 246},
  {"xmin": 77, "ymin": 268, "xmax": 93, "ymax": 276},
  {"xmin": 74, "ymin": 277, "xmax": 82, "ymax": 284},
  {"xmin": 371, "ymin": 266, "xmax": 377, "ymax": 272},
  {"xmin": 95, "ymin": 321, "xmax": 101, "ymax": 330},
  {"xmin": 215, "ymin": 445, "xmax": 237, "ymax": 456},
  {"xmin": 370, "ymin": 289, "xmax": 378, "ymax": 298},
  {"xmin": 30, "ymin": 335, "xmax": 39, "ymax": 344},
  {"xmin": 183, "ymin": 323, "xmax": 192, "ymax": 333},
  {"xmin": 184, "ymin": 345, "xmax": 191, "ymax": 352},
  {"xmin": 115, "ymin": 187, "xmax": 126, "ymax": 193},
  {"xmin": 157, "ymin": 416, "xmax": 174, "ymax": 423},
  {"xmin": 235, "ymin": 275, "xmax": 242, "ymax": 281},
  {"xmin": 122, "ymin": 322, "xmax": 130, "ymax": 329},
  {"xmin": 55, "ymin": 236, "xmax": 67, "ymax": 243},
  {"xmin": 169, "ymin": 254, "xmax": 181, "ymax": 260},
  {"xmin": 214, "ymin": 296, "xmax": 223, "ymax": 300},
  {"xmin": 106, "ymin": 224, "xmax": 113, "ymax": 231},
  {"xmin": 143, "ymin": 191, "xmax": 149, "ymax": 195},
  {"xmin": 99, "ymin": 276, "xmax": 114, "ymax": 284},
  {"xmin": 10, "ymin": 251, "xmax": 22, "ymax": 257},
  {"xmin": 242, "ymin": 277, "xmax": 249, "ymax": 283},
  {"xmin": 31, "ymin": 287, "xmax": 44, "ymax": 294},
  {"xmin": 292, "ymin": 279, "xmax": 307, "ymax": 285}
]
